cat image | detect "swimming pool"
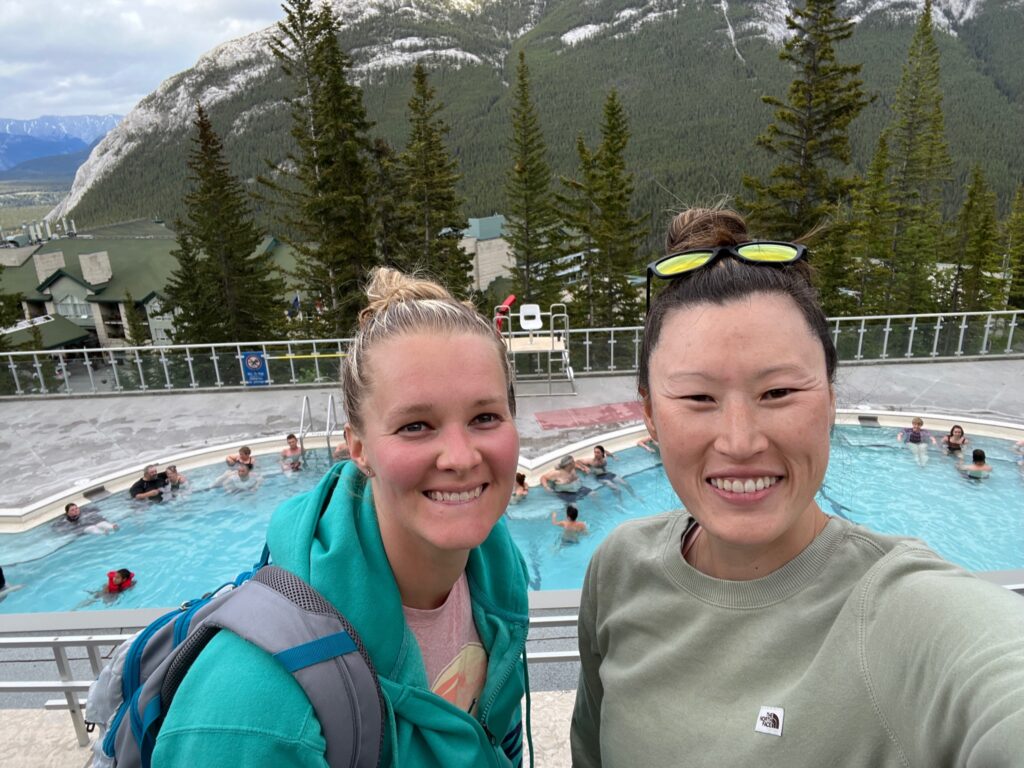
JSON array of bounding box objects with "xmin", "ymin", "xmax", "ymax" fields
[{"xmin": 1, "ymin": 427, "xmax": 1022, "ymax": 613}]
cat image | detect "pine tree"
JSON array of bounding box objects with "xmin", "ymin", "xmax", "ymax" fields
[
  {"xmin": 122, "ymin": 291, "xmax": 151, "ymax": 346},
  {"xmin": 395, "ymin": 64, "xmax": 470, "ymax": 295},
  {"xmin": 946, "ymin": 167, "xmax": 1001, "ymax": 311},
  {"xmin": 505, "ymin": 51, "xmax": 560, "ymax": 306},
  {"xmin": 589, "ymin": 90, "xmax": 648, "ymax": 326},
  {"xmin": 885, "ymin": 0, "xmax": 953, "ymax": 313},
  {"xmin": 847, "ymin": 134, "xmax": 898, "ymax": 312},
  {"xmin": 741, "ymin": 0, "xmax": 870, "ymax": 240},
  {"xmin": 369, "ymin": 138, "xmax": 415, "ymax": 272},
  {"xmin": 165, "ymin": 105, "xmax": 284, "ymax": 344},
  {"xmin": 267, "ymin": 0, "xmax": 375, "ymax": 336},
  {"xmin": 163, "ymin": 223, "xmax": 213, "ymax": 344},
  {"xmin": 1004, "ymin": 185, "xmax": 1024, "ymax": 310},
  {"xmin": 556, "ymin": 136, "xmax": 601, "ymax": 326}
]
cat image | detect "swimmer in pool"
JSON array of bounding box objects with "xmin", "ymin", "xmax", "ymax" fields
[
  {"xmin": 540, "ymin": 455, "xmax": 585, "ymax": 496},
  {"xmin": 957, "ymin": 448, "xmax": 992, "ymax": 480},
  {"xmin": 53, "ymin": 503, "xmax": 118, "ymax": 535},
  {"xmin": 226, "ymin": 446, "xmax": 254, "ymax": 470},
  {"xmin": 212, "ymin": 464, "xmax": 264, "ymax": 493},
  {"xmin": 281, "ymin": 433, "xmax": 303, "ymax": 472},
  {"xmin": 897, "ymin": 417, "xmax": 936, "ymax": 467},
  {"xmin": 576, "ymin": 445, "xmax": 634, "ymax": 497},
  {"xmin": 941, "ymin": 425, "xmax": 968, "ymax": 456},
  {"xmin": 552, "ymin": 504, "xmax": 589, "ymax": 544},
  {"xmin": 510, "ymin": 472, "xmax": 529, "ymax": 504}
]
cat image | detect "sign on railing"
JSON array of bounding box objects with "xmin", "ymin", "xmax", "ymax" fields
[{"xmin": 1, "ymin": 310, "xmax": 1021, "ymax": 397}]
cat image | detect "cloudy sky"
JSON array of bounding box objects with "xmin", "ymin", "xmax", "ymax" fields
[{"xmin": 2, "ymin": 0, "xmax": 288, "ymax": 120}]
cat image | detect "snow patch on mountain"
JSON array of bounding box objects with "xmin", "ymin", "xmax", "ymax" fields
[{"xmin": 563, "ymin": 0, "xmax": 681, "ymax": 47}]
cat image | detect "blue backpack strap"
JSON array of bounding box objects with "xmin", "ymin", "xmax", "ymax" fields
[{"xmin": 130, "ymin": 566, "xmax": 383, "ymax": 768}]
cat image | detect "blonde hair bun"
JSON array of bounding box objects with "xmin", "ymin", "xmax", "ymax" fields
[{"xmin": 358, "ymin": 267, "xmax": 455, "ymax": 327}]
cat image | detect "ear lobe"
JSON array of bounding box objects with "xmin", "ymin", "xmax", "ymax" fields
[{"xmin": 343, "ymin": 423, "xmax": 368, "ymax": 471}]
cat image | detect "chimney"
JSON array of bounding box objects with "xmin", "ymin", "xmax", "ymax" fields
[
  {"xmin": 70, "ymin": 219, "xmax": 77, "ymax": 235},
  {"xmin": 80, "ymin": 251, "xmax": 112, "ymax": 284},
  {"xmin": 33, "ymin": 250, "xmax": 66, "ymax": 283},
  {"xmin": 44, "ymin": 220, "xmax": 53, "ymax": 239},
  {"xmin": 61, "ymin": 217, "xmax": 69, "ymax": 235}
]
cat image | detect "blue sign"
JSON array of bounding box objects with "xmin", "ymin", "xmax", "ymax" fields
[{"xmin": 242, "ymin": 351, "xmax": 269, "ymax": 386}]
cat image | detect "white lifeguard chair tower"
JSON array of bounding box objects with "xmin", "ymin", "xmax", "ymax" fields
[{"xmin": 495, "ymin": 302, "xmax": 576, "ymax": 396}]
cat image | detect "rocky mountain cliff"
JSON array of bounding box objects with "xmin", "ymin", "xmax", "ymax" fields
[{"xmin": 50, "ymin": 0, "xmax": 1024, "ymax": 230}]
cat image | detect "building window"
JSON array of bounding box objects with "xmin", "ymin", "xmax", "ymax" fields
[{"xmin": 56, "ymin": 294, "xmax": 91, "ymax": 319}]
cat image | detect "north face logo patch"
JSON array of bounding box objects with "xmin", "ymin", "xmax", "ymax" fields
[{"xmin": 754, "ymin": 706, "xmax": 784, "ymax": 736}]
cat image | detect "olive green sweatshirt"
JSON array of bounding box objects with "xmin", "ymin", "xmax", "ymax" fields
[{"xmin": 572, "ymin": 513, "xmax": 1024, "ymax": 767}]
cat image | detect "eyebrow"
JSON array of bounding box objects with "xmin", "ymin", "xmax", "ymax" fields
[
  {"xmin": 666, "ymin": 364, "xmax": 816, "ymax": 382},
  {"xmin": 386, "ymin": 398, "xmax": 505, "ymax": 420}
]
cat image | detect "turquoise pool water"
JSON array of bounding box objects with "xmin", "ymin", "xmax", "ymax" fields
[{"xmin": 1, "ymin": 427, "xmax": 1022, "ymax": 614}]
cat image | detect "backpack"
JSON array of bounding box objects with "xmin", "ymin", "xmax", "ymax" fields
[{"xmin": 86, "ymin": 547, "xmax": 384, "ymax": 768}]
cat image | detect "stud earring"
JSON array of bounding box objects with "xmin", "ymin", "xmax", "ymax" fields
[{"xmin": 361, "ymin": 466, "xmax": 375, "ymax": 478}]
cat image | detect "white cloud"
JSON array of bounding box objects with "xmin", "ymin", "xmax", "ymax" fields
[{"xmin": 0, "ymin": 0, "xmax": 285, "ymax": 119}]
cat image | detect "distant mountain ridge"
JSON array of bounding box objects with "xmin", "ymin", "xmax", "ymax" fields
[
  {"xmin": 49, "ymin": 0, "xmax": 1024, "ymax": 230},
  {"xmin": 0, "ymin": 115, "xmax": 120, "ymax": 174}
]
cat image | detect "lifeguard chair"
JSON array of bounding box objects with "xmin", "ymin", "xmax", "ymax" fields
[{"xmin": 495, "ymin": 302, "xmax": 575, "ymax": 396}]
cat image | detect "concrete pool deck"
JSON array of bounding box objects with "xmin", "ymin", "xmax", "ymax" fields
[{"xmin": 1, "ymin": 358, "xmax": 1023, "ymax": 514}]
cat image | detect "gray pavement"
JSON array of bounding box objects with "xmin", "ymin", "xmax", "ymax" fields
[{"xmin": 1, "ymin": 358, "xmax": 1023, "ymax": 512}]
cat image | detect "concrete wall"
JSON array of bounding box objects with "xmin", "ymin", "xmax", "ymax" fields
[{"xmin": 462, "ymin": 236, "xmax": 514, "ymax": 291}]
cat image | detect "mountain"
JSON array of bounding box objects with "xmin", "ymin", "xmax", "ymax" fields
[
  {"xmin": 50, "ymin": 0, "xmax": 1024, "ymax": 235},
  {"xmin": 0, "ymin": 142, "xmax": 96, "ymax": 181},
  {"xmin": 0, "ymin": 115, "xmax": 122, "ymax": 144},
  {"xmin": 0, "ymin": 115, "xmax": 121, "ymax": 173},
  {"xmin": 0, "ymin": 134, "xmax": 86, "ymax": 172}
]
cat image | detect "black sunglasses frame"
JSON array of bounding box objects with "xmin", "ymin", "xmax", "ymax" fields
[{"xmin": 644, "ymin": 241, "xmax": 808, "ymax": 312}]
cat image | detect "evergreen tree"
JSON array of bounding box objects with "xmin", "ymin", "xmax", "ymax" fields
[
  {"xmin": 556, "ymin": 92, "xmax": 647, "ymax": 327},
  {"xmin": 947, "ymin": 167, "xmax": 1001, "ymax": 311},
  {"xmin": 589, "ymin": 90, "xmax": 648, "ymax": 326},
  {"xmin": 267, "ymin": 0, "xmax": 375, "ymax": 336},
  {"xmin": 885, "ymin": 0, "xmax": 952, "ymax": 313},
  {"xmin": 163, "ymin": 223, "xmax": 213, "ymax": 344},
  {"xmin": 369, "ymin": 138, "xmax": 415, "ymax": 272},
  {"xmin": 165, "ymin": 105, "xmax": 284, "ymax": 344},
  {"xmin": 741, "ymin": 0, "xmax": 870, "ymax": 240},
  {"xmin": 395, "ymin": 64, "xmax": 470, "ymax": 294},
  {"xmin": 847, "ymin": 134, "xmax": 898, "ymax": 312},
  {"xmin": 556, "ymin": 136, "xmax": 601, "ymax": 326},
  {"xmin": 505, "ymin": 51, "xmax": 560, "ymax": 306},
  {"xmin": 1004, "ymin": 185, "xmax": 1024, "ymax": 310},
  {"xmin": 122, "ymin": 291, "xmax": 151, "ymax": 346}
]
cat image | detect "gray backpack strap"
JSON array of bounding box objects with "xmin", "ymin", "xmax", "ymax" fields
[
  {"xmin": 121, "ymin": 566, "xmax": 383, "ymax": 768},
  {"xmin": 190, "ymin": 567, "xmax": 385, "ymax": 768}
]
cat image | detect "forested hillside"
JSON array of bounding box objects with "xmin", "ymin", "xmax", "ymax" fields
[{"xmin": 62, "ymin": 0, "xmax": 1024, "ymax": 247}]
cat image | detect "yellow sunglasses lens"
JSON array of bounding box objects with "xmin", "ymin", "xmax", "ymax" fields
[
  {"xmin": 655, "ymin": 251, "xmax": 715, "ymax": 277},
  {"xmin": 736, "ymin": 243, "xmax": 799, "ymax": 262}
]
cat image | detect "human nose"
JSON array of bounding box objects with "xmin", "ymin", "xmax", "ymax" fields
[
  {"xmin": 436, "ymin": 426, "xmax": 481, "ymax": 472},
  {"xmin": 713, "ymin": 398, "xmax": 769, "ymax": 459}
]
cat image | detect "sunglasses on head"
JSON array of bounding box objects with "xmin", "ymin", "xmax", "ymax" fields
[{"xmin": 645, "ymin": 241, "xmax": 808, "ymax": 312}]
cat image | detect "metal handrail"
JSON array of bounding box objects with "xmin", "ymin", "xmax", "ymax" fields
[
  {"xmin": 325, "ymin": 393, "xmax": 340, "ymax": 457},
  {"xmin": 0, "ymin": 614, "xmax": 583, "ymax": 744},
  {"xmin": 297, "ymin": 395, "xmax": 312, "ymax": 456}
]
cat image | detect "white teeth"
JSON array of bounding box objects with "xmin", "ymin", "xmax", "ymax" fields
[
  {"xmin": 710, "ymin": 476, "xmax": 778, "ymax": 494},
  {"xmin": 427, "ymin": 486, "xmax": 484, "ymax": 503}
]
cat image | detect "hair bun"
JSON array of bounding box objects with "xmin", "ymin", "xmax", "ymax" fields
[{"xmin": 358, "ymin": 267, "xmax": 455, "ymax": 327}]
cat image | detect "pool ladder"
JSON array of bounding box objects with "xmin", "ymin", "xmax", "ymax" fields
[{"xmin": 297, "ymin": 394, "xmax": 342, "ymax": 462}]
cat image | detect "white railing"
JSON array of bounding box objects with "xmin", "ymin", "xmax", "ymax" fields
[
  {"xmin": 0, "ymin": 614, "xmax": 581, "ymax": 745},
  {"xmin": 2, "ymin": 310, "xmax": 1021, "ymax": 397}
]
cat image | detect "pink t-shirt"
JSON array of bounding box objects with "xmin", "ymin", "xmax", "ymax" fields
[{"xmin": 402, "ymin": 572, "xmax": 488, "ymax": 715}]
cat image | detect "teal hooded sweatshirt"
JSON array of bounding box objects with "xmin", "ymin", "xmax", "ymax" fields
[{"xmin": 153, "ymin": 461, "xmax": 531, "ymax": 768}]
